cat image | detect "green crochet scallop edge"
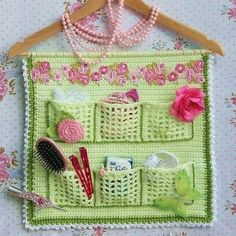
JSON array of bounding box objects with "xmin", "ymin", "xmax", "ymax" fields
[{"xmin": 25, "ymin": 53, "xmax": 213, "ymax": 226}]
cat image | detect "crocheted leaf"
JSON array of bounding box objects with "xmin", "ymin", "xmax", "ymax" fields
[
  {"xmin": 175, "ymin": 170, "xmax": 200, "ymax": 201},
  {"xmin": 55, "ymin": 111, "xmax": 74, "ymax": 124},
  {"xmin": 47, "ymin": 111, "xmax": 74, "ymax": 138},
  {"xmin": 46, "ymin": 125, "xmax": 57, "ymax": 138},
  {"xmin": 153, "ymin": 196, "xmax": 187, "ymax": 218}
]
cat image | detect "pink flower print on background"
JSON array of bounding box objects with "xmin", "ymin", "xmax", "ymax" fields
[
  {"xmin": 228, "ymin": 8, "xmax": 236, "ymax": 19},
  {"xmin": 0, "ymin": 69, "xmax": 8, "ymax": 98},
  {"xmin": 93, "ymin": 226, "xmax": 106, "ymax": 236},
  {"xmin": 0, "ymin": 153, "xmax": 10, "ymax": 183},
  {"xmin": 231, "ymin": 203, "xmax": 236, "ymax": 214},
  {"xmin": 172, "ymin": 37, "xmax": 189, "ymax": 50},
  {"xmin": 222, "ymin": 1, "xmax": 236, "ymax": 21},
  {"xmin": 0, "ymin": 68, "xmax": 6, "ymax": 80}
]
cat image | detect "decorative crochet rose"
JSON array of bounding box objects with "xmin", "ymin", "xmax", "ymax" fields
[
  {"xmin": 57, "ymin": 119, "xmax": 85, "ymax": 143},
  {"xmin": 170, "ymin": 86, "xmax": 205, "ymax": 122},
  {"xmin": 38, "ymin": 61, "xmax": 50, "ymax": 74}
]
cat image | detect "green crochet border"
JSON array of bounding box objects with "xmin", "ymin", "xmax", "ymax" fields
[{"xmin": 25, "ymin": 53, "xmax": 213, "ymax": 226}]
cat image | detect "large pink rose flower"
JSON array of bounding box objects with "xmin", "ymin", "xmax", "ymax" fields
[
  {"xmin": 57, "ymin": 119, "xmax": 85, "ymax": 143},
  {"xmin": 170, "ymin": 86, "xmax": 205, "ymax": 122}
]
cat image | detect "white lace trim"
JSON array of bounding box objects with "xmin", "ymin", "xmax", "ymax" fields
[{"xmin": 22, "ymin": 54, "xmax": 216, "ymax": 230}]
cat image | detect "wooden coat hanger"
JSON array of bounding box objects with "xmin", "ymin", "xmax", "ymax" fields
[{"xmin": 8, "ymin": 0, "xmax": 224, "ymax": 59}]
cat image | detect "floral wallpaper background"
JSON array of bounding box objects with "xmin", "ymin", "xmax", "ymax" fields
[{"xmin": 0, "ymin": 0, "xmax": 235, "ymax": 235}]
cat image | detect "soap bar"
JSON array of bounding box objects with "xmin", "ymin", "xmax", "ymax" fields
[{"xmin": 106, "ymin": 157, "xmax": 133, "ymax": 171}]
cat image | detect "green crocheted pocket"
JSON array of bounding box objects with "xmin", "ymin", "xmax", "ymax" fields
[
  {"xmin": 142, "ymin": 103, "xmax": 193, "ymax": 142},
  {"xmin": 142, "ymin": 163, "xmax": 194, "ymax": 205},
  {"xmin": 49, "ymin": 171, "xmax": 94, "ymax": 207},
  {"xmin": 95, "ymin": 102, "xmax": 141, "ymax": 142},
  {"xmin": 95, "ymin": 168, "xmax": 141, "ymax": 207},
  {"xmin": 47, "ymin": 100, "xmax": 95, "ymax": 142}
]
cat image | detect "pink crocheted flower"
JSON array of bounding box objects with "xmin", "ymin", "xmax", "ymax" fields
[
  {"xmin": 68, "ymin": 68, "xmax": 79, "ymax": 82},
  {"xmin": 175, "ymin": 64, "xmax": 186, "ymax": 73},
  {"xmin": 38, "ymin": 61, "xmax": 50, "ymax": 74},
  {"xmin": 118, "ymin": 75, "xmax": 127, "ymax": 86},
  {"xmin": 57, "ymin": 119, "xmax": 85, "ymax": 143},
  {"xmin": 143, "ymin": 68, "xmax": 155, "ymax": 84},
  {"xmin": 99, "ymin": 65, "xmax": 109, "ymax": 75},
  {"xmin": 79, "ymin": 73, "xmax": 90, "ymax": 85},
  {"xmin": 192, "ymin": 60, "xmax": 204, "ymax": 73},
  {"xmin": 171, "ymin": 86, "xmax": 205, "ymax": 122},
  {"xmin": 184, "ymin": 67, "xmax": 195, "ymax": 82},
  {"xmin": 117, "ymin": 63, "xmax": 128, "ymax": 75},
  {"xmin": 31, "ymin": 68, "xmax": 40, "ymax": 81},
  {"xmin": 91, "ymin": 72, "xmax": 102, "ymax": 82},
  {"xmin": 154, "ymin": 63, "xmax": 165, "ymax": 74},
  {"xmin": 79, "ymin": 63, "xmax": 89, "ymax": 74},
  {"xmin": 167, "ymin": 72, "xmax": 179, "ymax": 81}
]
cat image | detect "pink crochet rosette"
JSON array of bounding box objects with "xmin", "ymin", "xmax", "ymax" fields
[{"xmin": 57, "ymin": 119, "xmax": 85, "ymax": 143}]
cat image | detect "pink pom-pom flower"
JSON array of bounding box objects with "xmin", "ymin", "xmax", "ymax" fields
[{"xmin": 57, "ymin": 119, "xmax": 85, "ymax": 143}]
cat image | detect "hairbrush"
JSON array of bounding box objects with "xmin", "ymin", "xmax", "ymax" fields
[{"xmin": 35, "ymin": 137, "xmax": 68, "ymax": 174}]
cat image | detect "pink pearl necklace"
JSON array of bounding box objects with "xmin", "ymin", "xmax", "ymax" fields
[{"xmin": 62, "ymin": 0, "xmax": 158, "ymax": 64}]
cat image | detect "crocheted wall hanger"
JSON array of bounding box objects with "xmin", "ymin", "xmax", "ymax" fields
[{"xmin": 8, "ymin": 0, "xmax": 224, "ymax": 59}]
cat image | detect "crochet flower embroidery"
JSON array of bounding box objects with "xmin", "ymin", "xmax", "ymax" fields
[
  {"xmin": 57, "ymin": 119, "xmax": 85, "ymax": 143},
  {"xmin": 170, "ymin": 86, "xmax": 205, "ymax": 122},
  {"xmin": 30, "ymin": 60, "xmax": 205, "ymax": 86}
]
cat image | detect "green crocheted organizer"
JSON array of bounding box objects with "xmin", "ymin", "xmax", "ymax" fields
[{"xmin": 23, "ymin": 50, "xmax": 214, "ymax": 229}]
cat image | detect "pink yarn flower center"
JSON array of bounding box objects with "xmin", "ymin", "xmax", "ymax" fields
[{"xmin": 57, "ymin": 119, "xmax": 85, "ymax": 143}]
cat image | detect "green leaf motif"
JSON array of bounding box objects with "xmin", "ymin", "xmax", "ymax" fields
[
  {"xmin": 47, "ymin": 109, "xmax": 75, "ymax": 138},
  {"xmin": 153, "ymin": 169, "xmax": 201, "ymax": 218},
  {"xmin": 175, "ymin": 170, "xmax": 201, "ymax": 201},
  {"xmin": 153, "ymin": 196, "xmax": 187, "ymax": 218}
]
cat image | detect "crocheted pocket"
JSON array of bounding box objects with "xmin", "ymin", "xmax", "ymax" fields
[
  {"xmin": 47, "ymin": 100, "xmax": 95, "ymax": 142},
  {"xmin": 95, "ymin": 168, "xmax": 141, "ymax": 207},
  {"xmin": 95, "ymin": 102, "xmax": 141, "ymax": 142},
  {"xmin": 142, "ymin": 163, "xmax": 194, "ymax": 205},
  {"xmin": 49, "ymin": 171, "xmax": 94, "ymax": 207},
  {"xmin": 142, "ymin": 103, "xmax": 193, "ymax": 142}
]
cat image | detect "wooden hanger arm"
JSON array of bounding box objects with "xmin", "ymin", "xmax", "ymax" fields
[
  {"xmin": 125, "ymin": 0, "xmax": 224, "ymax": 56},
  {"xmin": 8, "ymin": 0, "xmax": 224, "ymax": 59}
]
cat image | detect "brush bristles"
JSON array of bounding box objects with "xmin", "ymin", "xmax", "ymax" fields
[{"xmin": 35, "ymin": 139, "xmax": 66, "ymax": 174}]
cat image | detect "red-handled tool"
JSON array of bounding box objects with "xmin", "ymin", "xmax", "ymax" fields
[
  {"xmin": 79, "ymin": 147, "xmax": 93, "ymax": 197},
  {"xmin": 69, "ymin": 155, "xmax": 91, "ymax": 199}
]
